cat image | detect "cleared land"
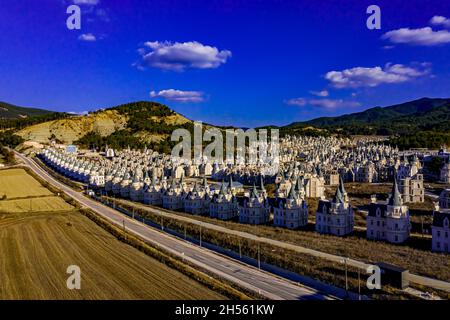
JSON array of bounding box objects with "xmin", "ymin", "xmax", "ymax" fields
[
  {"xmin": 109, "ymin": 197, "xmax": 450, "ymax": 284},
  {"xmin": 0, "ymin": 168, "xmax": 53, "ymax": 198},
  {"xmin": 0, "ymin": 169, "xmax": 225, "ymax": 300},
  {"xmin": 0, "ymin": 196, "xmax": 73, "ymax": 213}
]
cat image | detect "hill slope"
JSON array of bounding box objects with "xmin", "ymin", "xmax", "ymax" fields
[
  {"xmin": 285, "ymin": 97, "xmax": 450, "ymax": 135},
  {"xmin": 17, "ymin": 101, "xmax": 193, "ymax": 152},
  {"xmin": 0, "ymin": 101, "xmax": 55, "ymax": 119}
]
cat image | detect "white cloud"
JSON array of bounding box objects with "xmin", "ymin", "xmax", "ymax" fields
[
  {"xmin": 68, "ymin": 110, "xmax": 89, "ymax": 115},
  {"xmin": 73, "ymin": 0, "xmax": 99, "ymax": 5},
  {"xmin": 285, "ymin": 98, "xmax": 360, "ymax": 109},
  {"xmin": 430, "ymin": 16, "xmax": 450, "ymax": 28},
  {"xmin": 78, "ymin": 33, "xmax": 96, "ymax": 42},
  {"xmin": 309, "ymin": 90, "xmax": 329, "ymax": 97},
  {"xmin": 382, "ymin": 27, "xmax": 450, "ymax": 46},
  {"xmin": 325, "ymin": 63, "xmax": 430, "ymax": 88},
  {"xmin": 150, "ymin": 89, "xmax": 205, "ymax": 103},
  {"xmin": 137, "ymin": 41, "xmax": 232, "ymax": 71},
  {"xmin": 285, "ymin": 98, "xmax": 307, "ymax": 106}
]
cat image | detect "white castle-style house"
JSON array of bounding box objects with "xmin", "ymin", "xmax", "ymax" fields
[
  {"xmin": 273, "ymin": 182, "xmax": 308, "ymax": 229},
  {"xmin": 143, "ymin": 176, "xmax": 163, "ymax": 206},
  {"xmin": 184, "ymin": 179, "xmax": 212, "ymax": 215},
  {"xmin": 239, "ymin": 184, "xmax": 270, "ymax": 225},
  {"xmin": 440, "ymin": 157, "xmax": 450, "ymax": 184},
  {"xmin": 366, "ymin": 178, "xmax": 411, "ymax": 244},
  {"xmin": 162, "ymin": 177, "xmax": 185, "ymax": 211},
  {"xmin": 396, "ymin": 155, "xmax": 424, "ymax": 203},
  {"xmin": 315, "ymin": 177, "xmax": 354, "ymax": 236},
  {"xmin": 210, "ymin": 179, "xmax": 238, "ymax": 220},
  {"xmin": 439, "ymin": 189, "xmax": 450, "ymax": 210},
  {"xmin": 432, "ymin": 207, "xmax": 450, "ymax": 253}
]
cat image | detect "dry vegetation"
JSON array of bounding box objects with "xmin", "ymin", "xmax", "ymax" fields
[
  {"xmin": 0, "ymin": 196, "xmax": 72, "ymax": 213},
  {"xmin": 0, "ymin": 168, "xmax": 53, "ymax": 198},
  {"xmin": 108, "ymin": 199, "xmax": 431, "ymax": 299},
  {"xmin": 17, "ymin": 110, "xmax": 128, "ymax": 144},
  {"xmin": 0, "ymin": 168, "xmax": 226, "ymax": 300},
  {"xmin": 108, "ymin": 198, "xmax": 450, "ymax": 287}
]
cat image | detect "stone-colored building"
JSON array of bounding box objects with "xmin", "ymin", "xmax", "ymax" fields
[
  {"xmin": 210, "ymin": 180, "xmax": 238, "ymax": 220},
  {"xmin": 396, "ymin": 155, "xmax": 424, "ymax": 203},
  {"xmin": 440, "ymin": 157, "xmax": 450, "ymax": 183},
  {"xmin": 432, "ymin": 208, "xmax": 450, "ymax": 253},
  {"xmin": 273, "ymin": 185, "xmax": 308, "ymax": 229},
  {"xmin": 239, "ymin": 185, "xmax": 270, "ymax": 225},
  {"xmin": 439, "ymin": 189, "xmax": 450, "ymax": 209},
  {"xmin": 315, "ymin": 177, "xmax": 354, "ymax": 236},
  {"xmin": 366, "ymin": 178, "xmax": 411, "ymax": 244}
]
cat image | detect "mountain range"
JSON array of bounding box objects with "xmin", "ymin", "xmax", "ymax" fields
[
  {"xmin": 0, "ymin": 101, "xmax": 54, "ymax": 119},
  {"xmin": 285, "ymin": 97, "xmax": 450, "ymax": 136},
  {"xmin": 1, "ymin": 97, "xmax": 450, "ymax": 150}
]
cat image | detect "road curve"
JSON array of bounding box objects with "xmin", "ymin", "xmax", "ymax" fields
[{"xmin": 14, "ymin": 151, "xmax": 334, "ymax": 300}]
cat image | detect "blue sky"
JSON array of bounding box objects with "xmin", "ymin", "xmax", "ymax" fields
[{"xmin": 0, "ymin": 0, "xmax": 450, "ymax": 127}]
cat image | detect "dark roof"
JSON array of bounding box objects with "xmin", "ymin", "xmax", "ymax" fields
[
  {"xmin": 368, "ymin": 203, "xmax": 388, "ymax": 218},
  {"xmin": 388, "ymin": 177, "xmax": 402, "ymax": 206},
  {"xmin": 317, "ymin": 199, "xmax": 332, "ymax": 214},
  {"xmin": 432, "ymin": 210, "xmax": 450, "ymax": 228}
]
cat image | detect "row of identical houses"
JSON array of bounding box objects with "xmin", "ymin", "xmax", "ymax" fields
[{"xmin": 40, "ymin": 148, "xmax": 449, "ymax": 253}]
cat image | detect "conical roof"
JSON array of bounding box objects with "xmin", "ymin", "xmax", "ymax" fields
[
  {"xmin": 228, "ymin": 175, "xmax": 233, "ymax": 190},
  {"xmin": 333, "ymin": 184, "xmax": 344, "ymax": 204},
  {"xmin": 219, "ymin": 179, "xmax": 227, "ymax": 195},
  {"xmin": 388, "ymin": 177, "xmax": 402, "ymax": 207},
  {"xmin": 288, "ymin": 184, "xmax": 296, "ymax": 200},
  {"xmin": 338, "ymin": 175, "xmax": 346, "ymax": 195},
  {"xmin": 250, "ymin": 183, "xmax": 258, "ymax": 198}
]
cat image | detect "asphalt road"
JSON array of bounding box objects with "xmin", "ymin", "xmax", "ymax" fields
[{"xmin": 14, "ymin": 151, "xmax": 334, "ymax": 300}]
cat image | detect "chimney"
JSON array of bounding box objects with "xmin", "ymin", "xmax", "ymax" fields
[
  {"xmin": 371, "ymin": 194, "xmax": 377, "ymax": 203},
  {"xmin": 434, "ymin": 202, "xmax": 440, "ymax": 212}
]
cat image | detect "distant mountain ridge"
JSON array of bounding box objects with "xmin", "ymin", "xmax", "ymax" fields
[
  {"xmin": 2, "ymin": 97, "xmax": 450, "ymax": 150},
  {"xmin": 0, "ymin": 101, "xmax": 55, "ymax": 119},
  {"xmin": 284, "ymin": 97, "xmax": 450, "ymax": 136}
]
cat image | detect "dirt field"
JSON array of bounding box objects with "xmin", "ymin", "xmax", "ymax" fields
[
  {"xmin": 110, "ymin": 197, "xmax": 450, "ymax": 284},
  {"xmin": 0, "ymin": 196, "xmax": 73, "ymax": 213},
  {"xmin": 0, "ymin": 168, "xmax": 53, "ymax": 198},
  {"xmin": 0, "ymin": 169, "xmax": 225, "ymax": 300}
]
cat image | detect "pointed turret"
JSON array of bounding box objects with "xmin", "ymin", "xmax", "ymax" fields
[
  {"xmin": 333, "ymin": 184, "xmax": 344, "ymax": 204},
  {"xmin": 287, "ymin": 184, "xmax": 296, "ymax": 200},
  {"xmin": 259, "ymin": 175, "xmax": 265, "ymax": 192},
  {"xmin": 388, "ymin": 177, "xmax": 402, "ymax": 207},
  {"xmin": 219, "ymin": 179, "xmax": 227, "ymax": 195},
  {"xmin": 250, "ymin": 183, "xmax": 258, "ymax": 198},
  {"xmin": 228, "ymin": 175, "xmax": 233, "ymax": 190},
  {"xmin": 338, "ymin": 175, "xmax": 346, "ymax": 195},
  {"xmin": 180, "ymin": 172, "xmax": 185, "ymax": 185}
]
